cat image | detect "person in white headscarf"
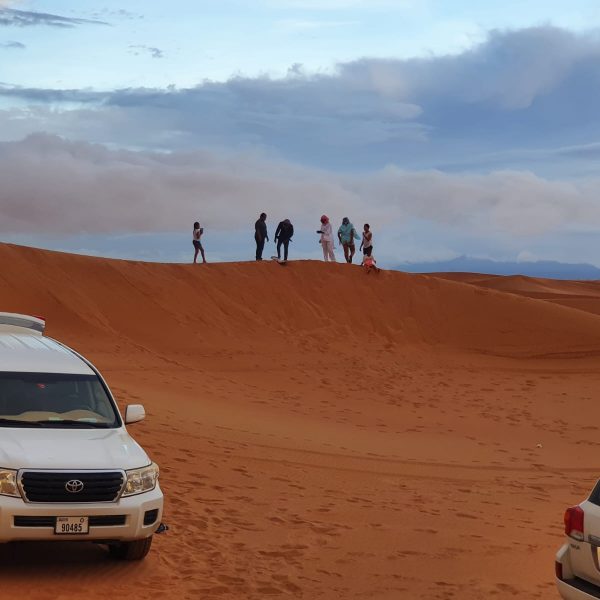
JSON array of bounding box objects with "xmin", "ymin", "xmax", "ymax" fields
[{"xmin": 317, "ymin": 215, "xmax": 336, "ymax": 262}]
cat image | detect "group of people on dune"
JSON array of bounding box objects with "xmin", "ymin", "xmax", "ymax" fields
[
  {"xmin": 315, "ymin": 214, "xmax": 374, "ymax": 265},
  {"xmin": 192, "ymin": 214, "xmax": 380, "ymax": 272}
]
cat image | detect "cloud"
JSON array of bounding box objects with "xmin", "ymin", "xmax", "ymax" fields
[
  {"xmin": 0, "ymin": 26, "xmax": 599, "ymax": 175},
  {"xmin": 128, "ymin": 45, "xmax": 164, "ymax": 59},
  {"xmin": 517, "ymin": 250, "xmax": 538, "ymax": 263},
  {"xmin": 0, "ymin": 39, "xmax": 23, "ymax": 48},
  {"xmin": 0, "ymin": 84, "xmax": 102, "ymax": 103},
  {"xmin": 556, "ymin": 142, "xmax": 600, "ymax": 159},
  {"xmin": 343, "ymin": 26, "xmax": 600, "ymax": 110},
  {"xmin": 96, "ymin": 8, "xmax": 143, "ymax": 21},
  {"xmin": 261, "ymin": 0, "xmax": 414, "ymax": 10},
  {"xmin": 0, "ymin": 7, "xmax": 109, "ymax": 28},
  {"xmin": 1, "ymin": 134, "xmax": 599, "ymax": 240},
  {"xmin": 275, "ymin": 19, "xmax": 358, "ymax": 32}
]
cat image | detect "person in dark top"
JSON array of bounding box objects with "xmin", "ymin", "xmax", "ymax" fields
[
  {"xmin": 254, "ymin": 212, "xmax": 269, "ymax": 260},
  {"xmin": 192, "ymin": 221, "xmax": 206, "ymax": 264},
  {"xmin": 274, "ymin": 219, "xmax": 294, "ymax": 261}
]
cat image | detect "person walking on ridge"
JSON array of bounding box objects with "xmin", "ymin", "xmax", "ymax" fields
[
  {"xmin": 274, "ymin": 218, "xmax": 294, "ymax": 261},
  {"xmin": 337, "ymin": 217, "xmax": 360, "ymax": 263},
  {"xmin": 360, "ymin": 223, "xmax": 373, "ymax": 257},
  {"xmin": 255, "ymin": 212, "xmax": 269, "ymax": 261},
  {"xmin": 317, "ymin": 215, "xmax": 336, "ymax": 262},
  {"xmin": 192, "ymin": 221, "xmax": 206, "ymax": 264}
]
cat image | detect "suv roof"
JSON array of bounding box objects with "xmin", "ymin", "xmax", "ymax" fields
[
  {"xmin": 0, "ymin": 334, "xmax": 93, "ymax": 376},
  {"xmin": 0, "ymin": 312, "xmax": 45, "ymax": 336}
]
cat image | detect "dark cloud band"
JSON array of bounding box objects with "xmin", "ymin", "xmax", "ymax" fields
[
  {"xmin": 0, "ymin": 40, "xmax": 24, "ymax": 48},
  {"xmin": 0, "ymin": 8, "xmax": 109, "ymax": 28},
  {"xmin": 1, "ymin": 26, "xmax": 599, "ymax": 175}
]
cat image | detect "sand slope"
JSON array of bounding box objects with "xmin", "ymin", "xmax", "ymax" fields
[
  {"xmin": 436, "ymin": 271, "xmax": 600, "ymax": 317},
  {"xmin": 1, "ymin": 243, "xmax": 599, "ymax": 599}
]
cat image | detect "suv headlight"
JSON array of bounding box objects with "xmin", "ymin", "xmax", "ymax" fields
[
  {"xmin": 0, "ymin": 468, "xmax": 20, "ymax": 497},
  {"xmin": 122, "ymin": 463, "xmax": 159, "ymax": 497}
]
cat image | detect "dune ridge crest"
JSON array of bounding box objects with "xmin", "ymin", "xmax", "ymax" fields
[{"xmin": 1, "ymin": 243, "xmax": 600, "ymax": 360}]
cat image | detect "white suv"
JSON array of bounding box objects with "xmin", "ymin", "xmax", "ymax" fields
[
  {"xmin": 556, "ymin": 484, "xmax": 600, "ymax": 598},
  {"xmin": 0, "ymin": 312, "xmax": 163, "ymax": 560}
]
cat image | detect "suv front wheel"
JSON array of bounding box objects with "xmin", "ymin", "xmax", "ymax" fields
[{"xmin": 108, "ymin": 536, "xmax": 153, "ymax": 560}]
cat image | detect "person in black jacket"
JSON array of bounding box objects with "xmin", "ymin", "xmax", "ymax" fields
[
  {"xmin": 254, "ymin": 212, "xmax": 269, "ymax": 260},
  {"xmin": 274, "ymin": 219, "xmax": 294, "ymax": 261}
]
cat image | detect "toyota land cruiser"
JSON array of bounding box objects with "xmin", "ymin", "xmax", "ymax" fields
[
  {"xmin": 556, "ymin": 480, "xmax": 600, "ymax": 598},
  {"xmin": 0, "ymin": 312, "xmax": 163, "ymax": 560}
]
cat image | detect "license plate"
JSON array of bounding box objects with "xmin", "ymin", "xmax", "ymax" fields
[{"xmin": 55, "ymin": 516, "xmax": 89, "ymax": 535}]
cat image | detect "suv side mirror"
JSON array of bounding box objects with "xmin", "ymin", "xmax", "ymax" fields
[{"xmin": 125, "ymin": 404, "xmax": 146, "ymax": 424}]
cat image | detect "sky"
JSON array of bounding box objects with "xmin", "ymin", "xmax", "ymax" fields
[{"xmin": 2, "ymin": 0, "xmax": 600, "ymax": 266}]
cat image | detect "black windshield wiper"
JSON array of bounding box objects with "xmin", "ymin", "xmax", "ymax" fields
[
  {"xmin": 33, "ymin": 419, "xmax": 111, "ymax": 428},
  {"xmin": 0, "ymin": 418, "xmax": 44, "ymax": 427}
]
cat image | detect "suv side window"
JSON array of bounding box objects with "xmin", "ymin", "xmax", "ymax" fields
[{"xmin": 588, "ymin": 480, "xmax": 600, "ymax": 506}]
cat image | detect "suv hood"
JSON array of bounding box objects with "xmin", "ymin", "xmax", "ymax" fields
[{"xmin": 0, "ymin": 428, "xmax": 151, "ymax": 471}]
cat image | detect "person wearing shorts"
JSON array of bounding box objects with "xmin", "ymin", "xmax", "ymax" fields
[
  {"xmin": 192, "ymin": 221, "xmax": 206, "ymax": 264},
  {"xmin": 360, "ymin": 223, "xmax": 373, "ymax": 257},
  {"xmin": 337, "ymin": 217, "xmax": 359, "ymax": 263}
]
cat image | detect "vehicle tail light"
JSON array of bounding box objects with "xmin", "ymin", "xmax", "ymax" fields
[
  {"xmin": 555, "ymin": 561, "xmax": 563, "ymax": 580},
  {"xmin": 564, "ymin": 505, "xmax": 584, "ymax": 541}
]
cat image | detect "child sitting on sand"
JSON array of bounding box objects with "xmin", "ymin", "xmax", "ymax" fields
[{"xmin": 362, "ymin": 254, "xmax": 380, "ymax": 274}]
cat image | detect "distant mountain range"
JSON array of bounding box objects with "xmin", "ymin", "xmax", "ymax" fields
[{"xmin": 394, "ymin": 256, "xmax": 600, "ymax": 280}]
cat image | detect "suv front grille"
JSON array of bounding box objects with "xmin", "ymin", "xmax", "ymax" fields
[
  {"xmin": 14, "ymin": 516, "xmax": 54, "ymax": 527},
  {"xmin": 14, "ymin": 515, "xmax": 127, "ymax": 527},
  {"xmin": 21, "ymin": 471, "xmax": 124, "ymax": 503}
]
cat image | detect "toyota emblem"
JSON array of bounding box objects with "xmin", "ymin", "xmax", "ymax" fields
[{"xmin": 65, "ymin": 479, "xmax": 85, "ymax": 493}]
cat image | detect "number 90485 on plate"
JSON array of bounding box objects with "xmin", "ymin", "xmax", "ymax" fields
[{"xmin": 55, "ymin": 516, "xmax": 89, "ymax": 534}]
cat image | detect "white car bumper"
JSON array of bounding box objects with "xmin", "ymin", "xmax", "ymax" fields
[
  {"xmin": 0, "ymin": 484, "xmax": 163, "ymax": 542},
  {"xmin": 557, "ymin": 578, "xmax": 600, "ymax": 599},
  {"xmin": 557, "ymin": 542, "xmax": 600, "ymax": 599}
]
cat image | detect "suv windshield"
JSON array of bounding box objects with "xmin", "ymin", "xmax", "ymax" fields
[{"xmin": 0, "ymin": 372, "xmax": 120, "ymax": 428}]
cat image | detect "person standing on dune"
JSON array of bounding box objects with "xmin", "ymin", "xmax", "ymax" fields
[
  {"xmin": 255, "ymin": 212, "xmax": 269, "ymax": 261},
  {"xmin": 360, "ymin": 223, "xmax": 373, "ymax": 257},
  {"xmin": 274, "ymin": 218, "xmax": 294, "ymax": 261},
  {"xmin": 317, "ymin": 215, "xmax": 336, "ymax": 262},
  {"xmin": 337, "ymin": 217, "xmax": 360, "ymax": 263},
  {"xmin": 192, "ymin": 221, "xmax": 206, "ymax": 264}
]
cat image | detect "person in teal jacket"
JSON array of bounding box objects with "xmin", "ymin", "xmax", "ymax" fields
[{"xmin": 337, "ymin": 217, "xmax": 360, "ymax": 263}]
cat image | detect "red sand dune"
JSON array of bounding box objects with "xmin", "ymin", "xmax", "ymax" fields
[
  {"xmin": 437, "ymin": 271, "xmax": 600, "ymax": 316},
  {"xmin": 2, "ymin": 243, "xmax": 600, "ymax": 599}
]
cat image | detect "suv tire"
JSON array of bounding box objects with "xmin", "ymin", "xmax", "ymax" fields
[{"xmin": 109, "ymin": 536, "xmax": 153, "ymax": 560}]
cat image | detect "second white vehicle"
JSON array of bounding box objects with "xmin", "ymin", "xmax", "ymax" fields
[
  {"xmin": 556, "ymin": 483, "xmax": 600, "ymax": 598},
  {"xmin": 0, "ymin": 312, "xmax": 163, "ymax": 560}
]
